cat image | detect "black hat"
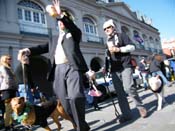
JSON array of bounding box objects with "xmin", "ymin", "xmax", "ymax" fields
[{"xmin": 56, "ymin": 10, "xmax": 73, "ymax": 21}]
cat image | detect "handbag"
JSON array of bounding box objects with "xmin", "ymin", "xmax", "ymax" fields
[{"xmin": 88, "ymin": 83, "xmax": 102, "ymax": 97}]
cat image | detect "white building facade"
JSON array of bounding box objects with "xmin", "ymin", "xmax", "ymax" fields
[{"xmin": 0, "ymin": 0, "xmax": 162, "ymax": 71}]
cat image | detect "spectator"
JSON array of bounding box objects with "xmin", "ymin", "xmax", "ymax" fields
[
  {"xmin": 0, "ymin": 55, "xmax": 18, "ymax": 131},
  {"xmin": 139, "ymin": 58, "xmax": 149, "ymax": 90},
  {"xmin": 15, "ymin": 54, "xmax": 35, "ymax": 104},
  {"xmin": 86, "ymin": 70, "xmax": 101, "ymax": 111},
  {"xmin": 0, "ymin": 92, "xmax": 5, "ymax": 128},
  {"xmin": 134, "ymin": 66, "xmax": 142, "ymax": 79},
  {"xmin": 170, "ymin": 60, "xmax": 175, "ymax": 80},
  {"xmin": 149, "ymin": 54, "xmax": 171, "ymax": 87},
  {"xmin": 103, "ymin": 19, "xmax": 147, "ymax": 123},
  {"xmin": 133, "ymin": 66, "xmax": 142, "ymax": 88},
  {"xmin": 164, "ymin": 60, "xmax": 171, "ymax": 81}
]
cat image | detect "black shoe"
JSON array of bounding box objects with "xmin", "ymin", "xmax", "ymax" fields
[
  {"xmin": 4, "ymin": 125, "xmax": 18, "ymax": 131},
  {"xmin": 94, "ymin": 106, "xmax": 101, "ymax": 111},
  {"xmin": 119, "ymin": 116, "xmax": 132, "ymax": 124},
  {"xmin": 85, "ymin": 125, "xmax": 90, "ymax": 131},
  {"xmin": 5, "ymin": 126, "xmax": 11, "ymax": 131},
  {"xmin": 0, "ymin": 120, "xmax": 4, "ymax": 129}
]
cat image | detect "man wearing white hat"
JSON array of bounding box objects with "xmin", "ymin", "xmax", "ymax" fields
[{"xmin": 103, "ymin": 19, "xmax": 147, "ymax": 123}]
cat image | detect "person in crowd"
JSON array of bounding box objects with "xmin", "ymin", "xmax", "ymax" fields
[
  {"xmin": 134, "ymin": 66, "xmax": 142, "ymax": 79},
  {"xmin": 15, "ymin": 53, "xmax": 35, "ymax": 104},
  {"xmin": 139, "ymin": 58, "xmax": 149, "ymax": 90},
  {"xmin": 0, "ymin": 55, "xmax": 18, "ymax": 131},
  {"xmin": 148, "ymin": 54, "xmax": 172, "ymax": 87},
  {"xmin": 17, "ymin": 0, "xmax": 90, "ymax": 130},
  {"xmin": 133, "ymin": 66, "xmax": 142, "ymax": 88},
  {"xmin": 164, "ymin": 60, "xmax": 171, "ymax": 81},
  {"xmin": 86, "ymin": 70, "xmax": 101, "ymax": 111},
  {"xmin": 170, "ymin": 60, "xmax": 175, "ymax": 80},
  {"xmin": 0, "ymin": 92, "xmax": 5, "ymax": 128},
  {"xmin": 103, "ymin": 19, "xmax": 147, "ymax": 123}
]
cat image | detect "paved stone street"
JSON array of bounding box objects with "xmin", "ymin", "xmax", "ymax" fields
[{"xmin": 32, "ymin": 83, "xmax": 175, "ymax": 131}]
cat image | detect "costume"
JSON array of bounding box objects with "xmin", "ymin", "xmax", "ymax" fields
[{"xmin": 27, "ymin": 15, "xmax": 89, "ymax": 131}]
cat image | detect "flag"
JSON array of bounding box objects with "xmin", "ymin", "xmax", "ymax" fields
[{"xmin": 134, "ymin": 34, "xmax": 144, "ymax": 45}]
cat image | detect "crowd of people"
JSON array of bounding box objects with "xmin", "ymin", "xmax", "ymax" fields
[
  {"xmin": 0, "ymin": 0, "xmax": 175, "ymax": 131},
  {"xmin": 135, "ymin": 54, "xmax": 175, "ymax": 90}
]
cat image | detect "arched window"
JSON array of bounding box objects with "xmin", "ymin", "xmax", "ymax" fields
[
  {"xmin": 83, "ymin": 17, "xmax": 97, "ymax": 35},
  {"xmin": 82, "ymin": 16, "xmax": 103, "ymax": 43},
  {"xmin": 17, "ymin": 0, "xmax": 47, "ymax": 34},
  {"xmin": 121, "ymin": 26, "xmax": 130, "ymax": 37},
  {"xmin": 142, "ymin": 34, "xmax": 149, "ymax": 50}
]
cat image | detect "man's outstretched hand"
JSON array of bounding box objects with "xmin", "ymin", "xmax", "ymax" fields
[{"xmin": 53, "ymin": 0, "xmax": 61, "ymax": 15}]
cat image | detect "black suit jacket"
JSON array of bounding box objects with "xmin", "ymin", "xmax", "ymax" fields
[
  {"xmin": 15, "ymin": 63, "xmax": 34, "ymax": 88},
  {"xmin": 29, "ymin": 15, "xmax": 88, "ymax": 81},
  {"xmin": 105, "ymin": 32, "xmax": 133, "ymax": 72}
]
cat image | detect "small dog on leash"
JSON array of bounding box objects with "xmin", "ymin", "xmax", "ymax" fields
[
  {"xmin": 148, "ymin": 75, "xmax": 166, "ymax": 111},
  {"xmin": 11, "ymin": 97, "xmax": 76, "ymax": 131}
]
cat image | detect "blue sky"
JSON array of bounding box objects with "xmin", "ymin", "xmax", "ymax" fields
[{"xmin": 122, "ymin": 0, "xmax": 175, "ymax": 41}]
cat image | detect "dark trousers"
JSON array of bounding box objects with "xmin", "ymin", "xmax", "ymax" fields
[
  {"xmin": 0, "ymin": 100, "xmax": 5, "ymax": 117},
  {"xmin": 53, "ymin": 63, "xmax": 89, "ymax": 131},
  {"xmin": 112, "ymin": 68, "xmax": 143, "ymax": 118}
]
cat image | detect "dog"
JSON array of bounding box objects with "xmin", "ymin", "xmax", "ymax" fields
[
  {"xmin": 148, "ymin": 75, "xmax": 166, "ymax": 111},
  {"xmin": 11, "ymin": 97, "xmax": 76, "ymax": 131}
]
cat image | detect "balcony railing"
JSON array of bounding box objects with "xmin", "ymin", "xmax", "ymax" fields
[
  {"xmin": 19, "ymin": 22, "xmax": 48, "ymax": 35},
  {"xmin": 84, "ymin": 34, "xmax": 104, "ymax": 44},
  {"xmin": 134, "ymin": 43, "xmax": 145, "ymax": 49}
]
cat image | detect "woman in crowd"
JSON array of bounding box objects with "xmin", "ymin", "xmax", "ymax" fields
[{"xmin": 0, "ymin": 55, "xmax": 18, "ymax": 131}]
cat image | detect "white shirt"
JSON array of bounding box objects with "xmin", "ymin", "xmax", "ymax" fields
[{"xmin": 54, "ymin": 30, "xmax": 68, "ymax": 64}]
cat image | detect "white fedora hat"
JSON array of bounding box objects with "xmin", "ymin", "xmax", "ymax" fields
[{"xmin": 103, "ymin": 19, "xmax": 116, "ymax": 29}]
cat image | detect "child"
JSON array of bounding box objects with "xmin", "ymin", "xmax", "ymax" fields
[{"xmin": 86, "ymin": 70, "xmax": 101, "ymax": 110}]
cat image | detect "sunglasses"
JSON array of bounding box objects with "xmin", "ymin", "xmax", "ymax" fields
[
  {"xmin": 104, "ymin": 26, "xmax": 112, "ymax": 31},
  {"xmin": 7, "ymin": 58, "xmax": 12, "ymax": 60}
]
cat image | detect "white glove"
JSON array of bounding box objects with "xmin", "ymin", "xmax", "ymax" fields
[
  {"xmin": 17, "ymin": 48, "xmax": 31, "ymax": 63},
  {"xmin": 86, "ymin": 70, "xmax": 96, "ymax": 80}
]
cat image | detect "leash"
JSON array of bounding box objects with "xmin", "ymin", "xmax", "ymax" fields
[
  {"xmin": 104, "ymin": 48, "xmax": 120, "ymax": 119},
  {"xmin": 22, "ymin": 63, "xmax": 29, "ymax": 102},
  {"xmin": 102, "ymin": 74, "xmax": 120, "ymax": 119}
]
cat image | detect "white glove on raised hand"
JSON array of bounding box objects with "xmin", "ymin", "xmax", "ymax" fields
[{"xmin": 17, "ymin": 48, "xmax": 31, "ymax": 63}]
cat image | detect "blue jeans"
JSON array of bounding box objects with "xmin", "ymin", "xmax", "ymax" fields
[{"xmin": 141, "ymin": 72, "xmax": 149, "ymax": 89}]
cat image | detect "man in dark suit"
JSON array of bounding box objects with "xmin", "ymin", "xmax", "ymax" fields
[{"xmin": 17, "ymin": 0, "xmax": 90, "ymax": 130}]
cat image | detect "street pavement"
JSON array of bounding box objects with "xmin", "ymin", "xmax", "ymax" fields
[
  {"xmin": 1, "ymin": 84, "xmax": 175, "ymax": 131},
  {"xmin": 33, "ymin": 83, "xmax": 175, "ymax": 131}
]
